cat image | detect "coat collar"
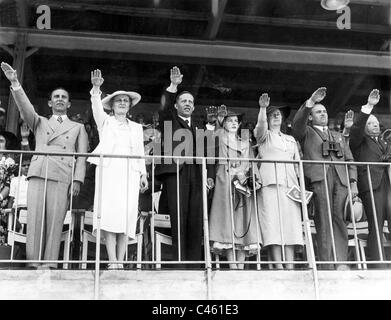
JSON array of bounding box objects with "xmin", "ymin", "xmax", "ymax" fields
[
  {"xmin": 219, "ymin": 131, "xmax": 248, "ymax": 154},
  {"xmin": 366, "ymin": 135, "xmax": 385, "ymax": 154},
  {"xmin": 48, "ymin": 117, "xmax": 78, "ymax": 142}
]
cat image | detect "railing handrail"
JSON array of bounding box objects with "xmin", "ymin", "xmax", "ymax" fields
[{"xmin": 2, "ymin": 149, "xmax": 391, "ymax": 167}]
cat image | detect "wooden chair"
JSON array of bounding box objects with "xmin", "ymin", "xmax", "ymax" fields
[
  {"xmin": 356, "ymin": 221, "xmax": 391, "ymax": 269},
  {"xmin": 145, "ymin": 191, "xmax": 172, "ymax": 269},
  {"xmin": 346, "ymin": 221, "xmax": 369, "ymax": 269},
  {"xmin": 302, "ymin": 220, "xmax": 367, "ymax": 269},
  {"xmin": 80, "ymin": 210, "xmax": 144, "ymax": 269},
  {"xmin": 6, "ymin": 208, "xmax": 74, "ymax": 269}
]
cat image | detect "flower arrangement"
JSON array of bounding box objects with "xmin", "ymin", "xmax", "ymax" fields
[{"xmin": 0, "ymin": 156, "xmax": 17, "ymax": 180}]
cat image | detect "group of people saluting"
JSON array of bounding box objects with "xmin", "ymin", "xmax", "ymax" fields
[{"xmin": 0, "ymin": 61, "xmax": 388, "ymax": 270}]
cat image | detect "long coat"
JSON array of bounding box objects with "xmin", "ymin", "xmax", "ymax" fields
[{"xmin": 208, "ymin": 131, "xmax": 262, "ymax": 250}]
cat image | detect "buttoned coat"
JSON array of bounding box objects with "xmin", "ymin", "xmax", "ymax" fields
[
  {"xmin": 87, "ymin": 91, "xmax": 146, "ymax": 174},
  {"xmin": 292, "ymin": 103, "xmax": 357, "ymax": 185},
  {"xmin": 349, "ymin": 111, "xmax": 388, "ymax": 193},
  {"xmin": 11, "ymin": 87, "xmax": 88, "ymax": 183}
]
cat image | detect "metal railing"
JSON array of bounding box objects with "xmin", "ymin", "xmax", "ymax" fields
[{"xmin": 1, "ymin": 150, "xmax": 391, "ymax": 299}]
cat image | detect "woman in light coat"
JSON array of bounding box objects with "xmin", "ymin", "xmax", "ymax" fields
[
  {"xmin": 88, "ymin": 69, "xmax": 148, "ymax": 269},
  {"xmin": 255, "ymin": 93, "xmax": 303, "ymax": 270}
]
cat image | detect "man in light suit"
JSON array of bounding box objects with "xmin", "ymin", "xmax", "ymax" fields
[
  {"xmin": 292, "ymin": 87, "xmax": 357, "ymax": 269},
  {"xmin": 1, "ymin": 62, "xmax": 88, "ymax": 269}
]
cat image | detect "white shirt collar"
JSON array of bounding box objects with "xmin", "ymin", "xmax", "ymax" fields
[
  {"xmin": 52, "ymin": 115, "xmax": 68, "ymax": 121},
  {"xmin": 206, "ymin": 123, "xmax": 215, "ymax": 131},
  {"xmin": 313, "ymin": 125, "xmax": 328, "ymax": 132},
  {"xmin": 178, "ymin": 115, "xmax": 191, "ymax": 127}
]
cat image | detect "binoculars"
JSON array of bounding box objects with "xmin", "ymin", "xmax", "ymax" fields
[{"xmin": 322, "ymin": 141, "xmax": 343, "ymax": 158}]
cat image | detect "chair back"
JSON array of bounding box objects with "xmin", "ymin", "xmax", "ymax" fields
[
  {"xmin": 18, "ymin": 209, "xmax": 28, "ymax": 225},
  {"xmin": 151, "ymin": 191, "xmax": 171, "ymax": 228}
]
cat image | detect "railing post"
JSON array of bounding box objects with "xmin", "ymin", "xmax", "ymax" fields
[
  {"xmin": 202, "ymin": 158, "xmax": 212, "ymax": 299},
  {"xmin": 10, "ymin": 152, "xmax": 23, "ymax": 263},
  {"xmin": 298, "ymin": 160, "xmax": 319, "ymax": 300},
  {"xmin": 345, "ymin": 163, "xmax": 361, "ymax": 269},
  {"xmin": 94, "ymin": 155, "xmax": 104, "ymax": 300}
]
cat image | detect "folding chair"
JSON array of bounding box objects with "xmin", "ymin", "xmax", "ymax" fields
[
  {"xmin": 143, "ymin": 191, "xmax": 172, "ymax": 269},
  {"xmin": 80, "ymin": 210, "xmax": 144, "ymax": 269},
  {"xmin": 6, "ymin": 208, "xmax": 74, "ymax": 269},
  {"xmin": 356, "ymin": 221, "xmax": 391, "ymax": 269}
]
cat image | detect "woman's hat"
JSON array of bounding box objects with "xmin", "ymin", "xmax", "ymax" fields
[
  {"xmin": 223, "ymin": 109, "xmax": 243, "ymax": 122},
  {"xmin": 266, "ymin": 105, "xmax": 291, "ymax": 120},
  {"xmin": 343, "ymin": 196, "xmax": 364, "ymax": 223},
  {"xmin": 101, "ymin": 90, "xmax": 141, "ymax": 110}
]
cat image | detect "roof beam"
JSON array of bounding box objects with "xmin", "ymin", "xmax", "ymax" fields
[
  {"xmin": 319, "ymin": 0, "xmax": 390, "ymax": 5},
  {"xmin": 27, "ymin": 1, "xmax": 390, "ymax": 35},
  {"xmin": 0, "ymin": 28, "xmax": 389, "ymax": 73}
]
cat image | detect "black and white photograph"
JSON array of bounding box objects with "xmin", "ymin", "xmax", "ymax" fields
[{"xmin": 0, "ymin": 0, "xmax": 390, "ymax": 304}]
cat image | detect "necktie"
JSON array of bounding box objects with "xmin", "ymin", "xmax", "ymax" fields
[
  {"xmin": 57, "ymin": 116, "xmax": 63, "ymax": 124},
  {"xmin": 185, "ymin": 119, "xmax": 190, "ymax": 127}
]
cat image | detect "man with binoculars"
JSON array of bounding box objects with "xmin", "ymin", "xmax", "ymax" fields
[{"xmin": 292, "ymin": 87, "xmax": 357, "ymax": 269}]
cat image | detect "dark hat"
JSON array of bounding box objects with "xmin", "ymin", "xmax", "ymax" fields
[
  {"xmin": 266, "ymin": 105, "xmax": 291, "ymax": 120},
  {"xmin": 223, "ymin": 109, "xmax": 243, "ymax": 122}
]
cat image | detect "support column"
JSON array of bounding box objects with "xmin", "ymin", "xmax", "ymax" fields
[{"xmin": 6, "ymin": 33, "xmax": 27, "ymax": 135}]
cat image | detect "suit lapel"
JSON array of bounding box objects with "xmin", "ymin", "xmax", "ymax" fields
[
  {"xmin": 177, "ymin": 116, "xmax": 190, "ymax": 129},
  {"xmin": 366, "ymin": 136, "xmax": 383, "ymax": 155},
  {"xmin": 48, "ymin": 118, "xmax": 77, "ymax": 142},
  {"xmin": 48, "ymin": 116, "xmax": 58, "ymax": 132}
]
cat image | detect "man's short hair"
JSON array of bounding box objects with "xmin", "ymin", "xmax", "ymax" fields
[
  {"xmin": 49, "ymin": 87, "xmax": 71, "ymax": 101},
  {"xmin": 175, "ymin": 91, "xmax": 194, "ymax": 104}
]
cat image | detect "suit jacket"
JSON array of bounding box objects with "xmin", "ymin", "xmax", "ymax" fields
[
  {"xmin": 349, "ymin": 111, "xmax": 388, "ymax": 193},
  {"xmin": 87, "ymin": 90, "xmax": 146, "ymax": 175},
  {"xmin": 292, "ymin": 103, "xmax": 357, "ymax": 186},
  {"xmin": 155, "ymin": 90, "xmax": 201, "ymax": 176},
  {"xmin": 11, "ymin": 87, "xmax": 88, "ymax": 184}
]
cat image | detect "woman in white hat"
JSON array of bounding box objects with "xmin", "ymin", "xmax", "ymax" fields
[
  {"xmin": 88, "ymin": 69, "xmax": 148, "ymax": 269},
  {"xmin": 255, "ymin": 93, "xmax": 303, "ymax": 270}
]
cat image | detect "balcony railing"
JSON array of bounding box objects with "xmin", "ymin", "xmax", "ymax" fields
[{"xmin": 1, "ymin": 150, "xmax": 391, "ymax": 299}]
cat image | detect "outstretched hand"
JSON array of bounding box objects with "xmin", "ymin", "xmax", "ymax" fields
[
  {"xmin": 140, "ymin": 175, "xmax": 149, "ymax": 194},
  {"xmin": 170, "ymin": 66, "xmax": 183, "ymax": 86},
  {"xmin": 258, "ymin": 93, "xmax": 270, "ymax": 109},
  {"xmin": 368, "ymin": 89, "xmax": 380, "ymax": 107},
  {"xmin": 1, "ymin": 62, "xmax": 18, "ymax": 83},
  {"xmin": 344, "ymin": 110, "xmax": 354, "ymax": 130},
  {"xmin": 20, "ymin": 122, "xmax": 30, "ymax": 140},
  {"xmin": 91, "ymin": 69, "xmax": 104, "ymax": 87},
  {"xmin": 310, "ymin": 87, "xmax": 327, "ymax": 105}
]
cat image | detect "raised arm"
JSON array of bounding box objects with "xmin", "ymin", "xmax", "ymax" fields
[
  {"xmin": 253, "ymin": 93, "xmax": 270, "ymax": 144},
  {"xmin": 90, "ymin": 69, "xmax": 108, "ymax": 131},
  {"xmin": 349, "ymin": 89, "xmax": 380, "ymax": 152},
  {"xmin": 292, "ymin": 87, "xmax": 327, "ymax": 141},
  {"xmin": 159, "ymin": 66, "xmax": 183, "ymax": 116},
  {"xmin": 1, "ymin": 62, "xmax": 39, "ymax": 132}
]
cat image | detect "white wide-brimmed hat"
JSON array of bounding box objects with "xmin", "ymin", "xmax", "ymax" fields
[{"xmin": 101, "ymin": 90, "xmax": 141, "ymax": 110}]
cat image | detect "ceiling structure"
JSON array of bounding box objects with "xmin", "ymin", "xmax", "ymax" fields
[{"xmin": 0, "ymin": 0, "xmax": 390, "ymax": 128}]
